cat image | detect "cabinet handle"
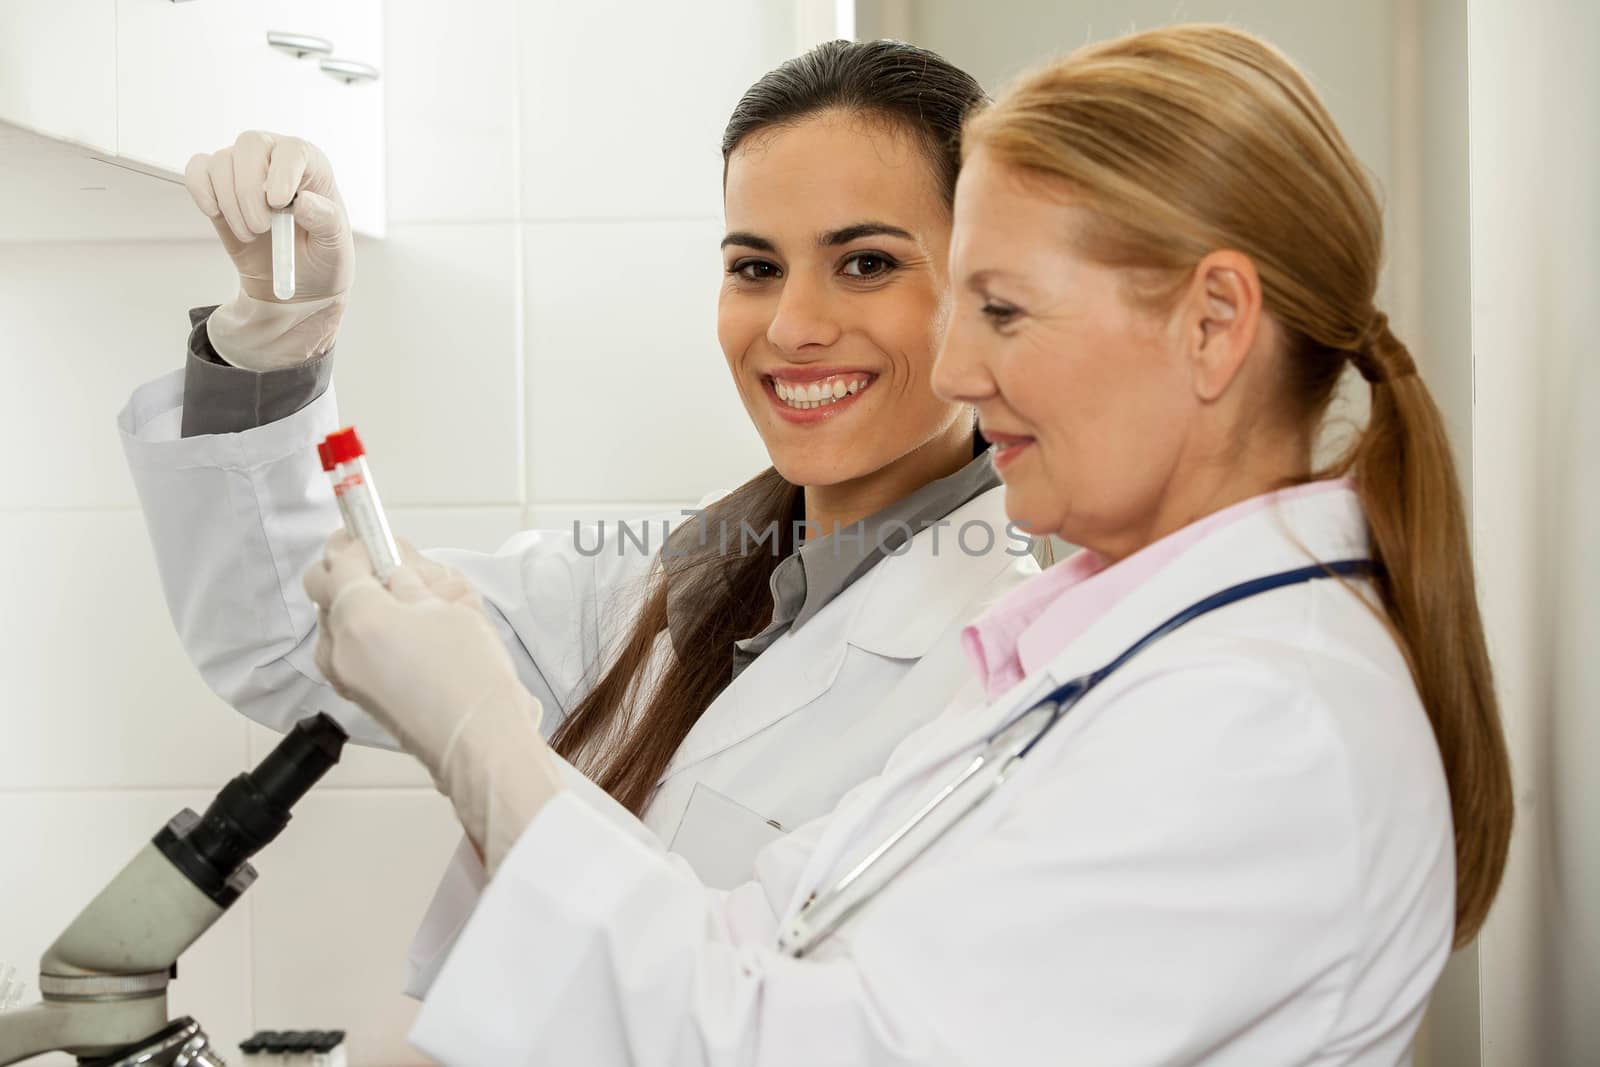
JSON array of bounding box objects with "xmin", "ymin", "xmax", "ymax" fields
[
  {"xmin": 267, "ymin": 32, "xmax": 335, "ymax": 60},
  {"xmin": 319, "ymin": 58, "xmax": 381, "ymax": 85}
]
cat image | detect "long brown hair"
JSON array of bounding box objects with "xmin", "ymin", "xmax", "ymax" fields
[
  {"xmin": 549, "ymin": 40, "xmax": 989, "ymax": 815},
  {"xmin": 965, "ymin": 25, "xmax": 1510, "ymax": 947}
]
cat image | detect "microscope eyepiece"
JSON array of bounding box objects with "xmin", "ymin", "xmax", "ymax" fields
[
  {"xmin": 251, "ymin": 711, "xmax": 348, "ymax": 810},
  {"xmin": 155, "ymin": 713, "xmax": 348, "ymax": 907}
]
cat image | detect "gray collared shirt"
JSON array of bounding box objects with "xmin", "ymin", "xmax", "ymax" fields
[{"xmin": 727, "ymin": 446, "xmax": 1000, "ymax": 677}]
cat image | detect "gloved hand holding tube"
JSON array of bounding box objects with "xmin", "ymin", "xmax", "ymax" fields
[
  {"xmin": 306, "ymin": 426, "xmax": 560, "ymax": 872},
  {"xmin": 184, "ymin": 131, "xmax": 354, "ymax": 370},
  {"xmin": 304, "ymin": 534, "xmax": 563, "ymax": 876}
]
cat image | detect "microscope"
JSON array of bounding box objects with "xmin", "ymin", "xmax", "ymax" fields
[{"xmin": 0, "ymin": 714, "xmax": 349, "ymax": 1065}]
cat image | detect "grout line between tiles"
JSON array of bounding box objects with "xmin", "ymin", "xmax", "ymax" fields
[
  {"xmin": 2, "ymin": 504, "xmax": 528, "ymax": 516},
  {"xmin": 0, "ymin": 505, "xmax": 144, "ymax": 515},
  {"xmin": 378, "ymin": 217, "xmax": 521, "ymax": 228},
  {"xmin": 511, "ymin": 0, "xmax": 530, "ymax": 514},
  {"xmin": 0, "ymin": 503, "xmax": 718, "ymax": 524},
  {"xmin": 0, "ymin": 785, "xmax": 444, "ymax": 796},
  {"xmin": 520, "ymin": 215, "xmax": 724, "ymax": 227},
  {"xmin": 245, "ymin": 891, "xmax": 257, "ymax": 1048},
  {"xmin": 522, "ymin": 503, "xmax": 697, "ymax": 514}
]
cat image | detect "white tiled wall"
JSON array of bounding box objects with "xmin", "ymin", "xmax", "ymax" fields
[
  {"xmin": 522, "ymin": 218, "xmax": 768, "ymax": 503},
  {"xmin": 518, "ymin": 0, "xmax": 797, "ymax": 221},
  {"xmin": 382, "ymin": 0, "xmax": 520, "ymax": 224},
  {"xmin": 0, "ymin": 2, "xmax": 799, "ymax": 1064},
  {"xmin": 336, "ymin": 225, "xmax": 525, "ymax": 506}
]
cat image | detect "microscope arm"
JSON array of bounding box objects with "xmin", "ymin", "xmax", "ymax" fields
[{"xmin": 44, "ymin": 837, "xmax": 230, "ymax": 978}]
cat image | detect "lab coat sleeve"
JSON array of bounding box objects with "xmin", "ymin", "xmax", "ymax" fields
[
  {"xmin": 118, "ymin": 369, "xmax": 660, "ymax": 749},
  {"xmin": 409, "ymin": 657, "xmax": 1452, "ymax": 1066},
  {"xmin": 402, "ymin": 750, "xmax": 677, "ymax": 999},
  {"xmin": 410, "ymin": 793, "xmax": 909, "ymax": 1067}
]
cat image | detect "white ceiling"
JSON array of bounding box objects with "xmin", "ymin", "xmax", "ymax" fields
[{"xmin": 0, "ymin": 121, "xmax": 213, "ymax": 242}]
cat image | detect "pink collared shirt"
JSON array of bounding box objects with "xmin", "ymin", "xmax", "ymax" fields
[{"xmin": 961, "ymin": 479, "xmax": 1356, "ymax": 699}]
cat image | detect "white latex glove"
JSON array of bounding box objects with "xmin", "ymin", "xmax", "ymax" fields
[
  {"xmin": 184, "ymin": 131, "xmax": 355, "ymax": 370},
  {"xmin": 303, "ymin": 532, "xmax": 563, "ymax": 875},
  {"xmin": 311, "ymin": 537, "xmax": 482, "ymax": 696}
]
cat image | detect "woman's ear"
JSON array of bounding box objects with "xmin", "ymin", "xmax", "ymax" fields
[{"xmin": 1180, "ymin": 249, "xmax": 1263, "ymax": 402}]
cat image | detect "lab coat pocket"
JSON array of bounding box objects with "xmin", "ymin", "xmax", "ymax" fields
[{"xmin": 668, "ymin": 781, "xmax": 787, "ymax": 890}]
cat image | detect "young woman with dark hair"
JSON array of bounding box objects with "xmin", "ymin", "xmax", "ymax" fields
[{"xmin": 120, "ymin": 39, "xmax": 1038, "ymax": 996}]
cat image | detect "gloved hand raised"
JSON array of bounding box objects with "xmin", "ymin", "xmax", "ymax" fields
[
  {"xmin": 185, "ymin": 131, "xmax": 354, "ymax": 371},
  {"xmin": 303, "ymin": 532, "xmax": 563, "ymax": 875}
]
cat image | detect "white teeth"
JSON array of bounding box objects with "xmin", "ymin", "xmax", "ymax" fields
[{"xmin": 770, "ymin": 374, "xmax": 873, "ymax": 410}]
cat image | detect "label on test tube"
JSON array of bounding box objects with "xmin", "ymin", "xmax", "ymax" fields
[
  {"xmin": 322, "ymin": 428, "xmax": 401, "ymax": 582},
  {"xmin": 271, "ymin": 209, "xmax": 296, "ymax": 300},
  {"xmin": 318, "ymin": 440, "xmax": 356, "ymax": 531}
]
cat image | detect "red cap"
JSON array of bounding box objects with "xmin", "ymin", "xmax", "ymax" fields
[
  {"xmin": 323, "ymin": 427, "xmax": 366, "ymax": 466},
  {"xmin": 316, "ymin": 440, "xmax": 335, "ymax": 472}
]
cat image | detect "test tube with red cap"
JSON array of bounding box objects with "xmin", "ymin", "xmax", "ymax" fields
[{"xmin": 319, "ymin": 427, "xmax": 401, "ymax": 582}]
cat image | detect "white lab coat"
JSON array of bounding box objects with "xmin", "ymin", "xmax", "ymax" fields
[
  {"xmin": 117, "ymin": 369, "xmax": 1039, "ymax": 989},
  {"xmin": 406, "ymin": 485, "xmax": 1456, "ymax": 1066}
]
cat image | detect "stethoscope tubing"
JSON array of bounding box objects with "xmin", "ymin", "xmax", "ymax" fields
[{"xmin": 780, "ymin": 558, "xmax": 1377, "ymax": 958}]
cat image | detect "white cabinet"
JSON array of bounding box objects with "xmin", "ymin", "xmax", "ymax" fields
[
  {"xmin": 0, "ymin": 0, "xmax": 118, "ymax": 155},
  {"xmin": 0, "ymin": 0, "xmax": 386, "ymax": 236},
  {"xmin": 117, "ymin": 0, "xmax": 385, "ymax": 235}
]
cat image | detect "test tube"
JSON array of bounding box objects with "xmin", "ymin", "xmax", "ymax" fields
[
  {"xmin": 271, "ymin": 208, "xmax": 296, "ymax": 300},
  {"xmin": 321, "ymin": 427, "xmax": 401, "ymax": 583}
]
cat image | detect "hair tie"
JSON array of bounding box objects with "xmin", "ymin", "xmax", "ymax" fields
[{"xmin": 1351, "ymin": 312, "xmax": 1417, "ymax": 385}]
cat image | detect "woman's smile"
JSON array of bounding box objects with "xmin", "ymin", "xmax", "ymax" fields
[
  {"xmin": 982, "ymin": 429, "xmax": 1036, "ymax": 471},
  {"xmin": 762, "ymin": 368, "xmax": 879, "ymax": 424}
]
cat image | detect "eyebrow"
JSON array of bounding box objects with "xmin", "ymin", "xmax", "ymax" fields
[
  {"xmin": 964, "ymin": 269, "xmax": 1001, "ymax": 294},
  {"xmin": 963, "ymin": 269, "xmax": 1037, "ymax": 303},
  {"xmin": 720, "ymin": 221, "xmax": 916, "ymax": 252},
  {"xmin": 820, "ymin": 222, "xmax": 915, "ymax": 246}
]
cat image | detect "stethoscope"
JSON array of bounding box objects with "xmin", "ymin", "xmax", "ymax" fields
[{"xmin": 777, "ymin": 558, "xmax": 1376, "ymax": 958}]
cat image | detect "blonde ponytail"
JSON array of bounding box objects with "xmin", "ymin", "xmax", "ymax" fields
[{"xmin": 1343, "ymin": 317, "xmax": 1511, "ymax": 944}]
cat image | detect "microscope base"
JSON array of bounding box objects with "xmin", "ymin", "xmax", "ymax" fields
[{"xmin": 0, "ymin": 993, "xmax": 168, "ymax": 1064}]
